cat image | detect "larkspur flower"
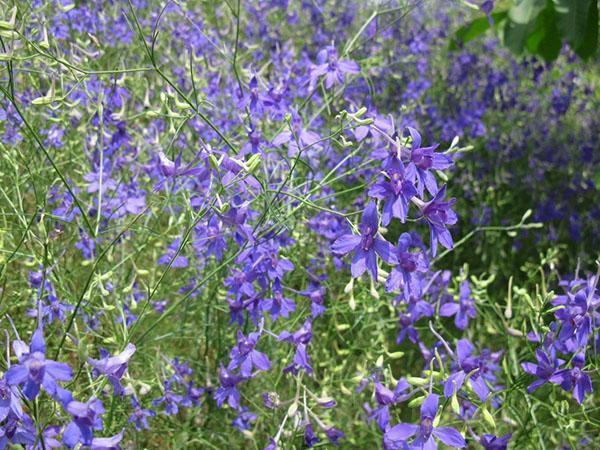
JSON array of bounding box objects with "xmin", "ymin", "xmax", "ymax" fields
[
  {"xmin": 128, "ymin": 397, "xmax": 156, "ymax": 431},
  {"xmin": 88, "ymin": 343, "xmax": 135, "ymax": 395},
  {"xmin": 384, "ymin": 394, "xmax": 466, "ymax": 449},
  {"xmin": 480, "ymin": 433, "xmax": 512, "ymax": 450},
  {"xmin": 4, "ymin": 328, "xmax": 72, "ymax": 400},
  {"xmin": 439, "ymin": 281, "xmax": 476, "ymax": 330},
  {"xmin": 331, "ymin": 201, "xmax": 396, "ymax": 280},
  {"xmin": 62, "ymin": 397, "xmax": 106, "ymax": 448},
  {"xmin": 416, "ymin": 185, "xmax": 457, "ymax": 256},
  {"xmin": 443, "ymin": 339, "xmax": 490, "ymax": 402},
  {"xmin": 521, "ymin": 348, "xmax": 563, "ymax": 393},
  {"xmin": 309, "ymin": 45, "xmax": 360, "ymax": 90},
  {"xmin": 228, "ymin": 330, "xmax": 271, "ymax": 377},
  {"xmin": 369, "ymin": 158, "xmax": 417, "ymax": 225},
  {"xmin": 386, "ymin": 233, "xmax": 428, "ymax": 301},
  {"xmin": 405, "ymin": 127, "xmax": 453, "ymax": 197},
  {"xmin": 214, "ymin": 365, "xmax": 245, "ymax": 409},
  {"xmin": 549, "ymin": 352, "xmax": 593, "ymax": 404}
]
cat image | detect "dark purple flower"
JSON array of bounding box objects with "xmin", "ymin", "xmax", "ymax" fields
[
  {"xmin": 157, "ymin": 238, "xmax": 189, "ymax": 268},
  {"xmin": 369, "ymin": 159, "xmax": 417, "ymax": 225},
  {"xmin": 228, "ymin": 330, "xmax": 271, "ymax": 377},
  {"xmin": 549, "ymin": 352, "xmax": 593, "ymax": 404},
  {"xmin": 324, "ymin": 427, "xmax": 345, "ymax": 446},
  {"xmin": 62, "ymin": 397, "xmax": 105, "ymax": 448},
  {"xmin": 304, "ymin": 422, "xmax": 319, "ymax": 447},
  {"xmin": 214, "ymin": 365, "xmax": 244, "ymax": 409},
  {"xmin": 417, "ymin": 185, "xmax": 457, "ymax": 256},
  {"xmin": 405, "ymin": 127, "xmax": 453, "ymax": 197},
  {"xmin": 521, "ymin": 348, "xmax": 563, "ymax": 393},
  {"xmin": 384, "ymin": 394, "xmax": 466, "ymax": 449},
  {"xmin": 232, "ymin": 407, "xmax": 257, "ymax": 431},
  {"xmin": 386, "ymin": 233, "xmax": 428, "ymax": 301},
  {"xmin": 331, "ymin": 201, "xmax": 396, "ymax": 280},
  {"xmin": 480, "ymin": 433, "xmax": 511, "ymax": 450},
  {"xmin": 443, "ymin": 339, "xmax": 490, "ymax": 402}
]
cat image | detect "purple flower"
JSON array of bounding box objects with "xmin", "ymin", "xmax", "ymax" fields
[
  {"xmin": 232, "ymin": 407, "xmax": 257, "ymax": 431},
  {"xmin": 62, "ymin": 397, "xmax": 105, "ymax": 448},
  {"xmin": 0, "ymin": 379, "xmax": 23, "ymax": 421},
  {"xmin": 152, "ymin": 380, "xmax": 183, "ymax": 415},
  {"xmin": 228, "ymin": 331, "xmax": 271, "ymax": 377},
  {"xmin": 439, "ymin": 281, "xmax": 476, "ymax": 330},
  {"xmin": 157, "ymin": 151, "xmax": 204, "ymax": 178},
  {"xmin": 331, "ymin": 201, "xmax": 396, "ymax": 280},
  {"xmin": 304, "ymin": 422, "xmax": 319, "ymax": 447},
  {"xmin": 384, "ymin": 394, "xmax": 466, "ymax": 449},
  {"xmin": 263, "ymin": 279, "xmax": 296, "ymax": 320},
  {"xmin": 405, "ymin": 127, "xmax": 453, "ymax": 197},
  {"xmin": 369, "ymin": 159, "xmax": 417, "ymax": 225},
  {"xmin": 309, "ymin": 45, "xmax": 360, "ymax": 90},
  {"xmin": 417, "ymin": 185, "xmax": 457, "ymax": 256},
  {"xmin": 4, "ymin": 328, "xmax": 72, "ymax": 400},
  {"xmin": 324, "ymin": 427, "xmax": 345, "ymax": 446},
  {"xmin": 386, "ymin": 233, "xmax": 428, "ymax": 301},
  {"xmin": 88, "ymin": 343, "xmax": 135, "ymax": 395},
  {"xmin": 549, "ymin": 352, "xmax": 593, "ymax": 404},
  {"xmin": 214, "ymin": 365, "xmax": 244, "ymax": 409},
  {"xmin": 157, "ymin": 238, "xmax": 189, "ymax": 268},
  {"xmin": 128, "ymin": 397, "xmax": 155, "ymax": 431},
  {"xmin": 521, "ymin": 348, "xmax": 563, "ymax": 393},
  {"xmin": 443, "ymin": 339, "xmax": 490, "ymax": 402},
  {"xmin": 480, "ymin": 433, "xmax": 511, "ymax": 450},
  {"xmin": 272, "ymin": 111, "xmax": 321, "ymax": 157}
]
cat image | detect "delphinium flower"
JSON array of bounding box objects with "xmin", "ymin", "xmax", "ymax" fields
[
  {"xmin": 368, "ymin": 159, "xmax": 417, "ymax": 225},
  {"xmin": 263, "ymin": 279, "xmax": 296, "ymax": 320},
  {"xmin": 0, "ymin": 413, "xmax": 36, "ymax": 448},
  {"xmin": 0, "ymin": 378, "xmax": 23, "ymax": 421},
  {"xmin": 237, "ymin": 76, "xmax": 268, "ymax": 116},
  {"xmin": 279, "ymin": 319, "xmax": 314, "ymax": 374},
  {"xmin": 271, "ymin": 111, "xmax": 321, "ymax": 157},
  {"xmin": 405, "ymin": 127, "xmax": 454, "ymax": 197},
  {"xmin": 365, "ymin": 379, "xmax": 411, "ymax": 431},
  {"xmin": 479, "ymin": 433, "xmax": 512, "ymax": 450},
  {"xmin": 128, "ymin": 397, "xmax": 156, "ymax": 431},
  {"xmin": 521, "ymin": 347, "xmax": 563, "ymax": 393},
  {"xmin": 300, "ymin": 283, "xmax": 327, "ymax": 318},
  {"xmin": 439, "ymin": 281, "xmax": 476, "ymax": 330},
  {"xmin": 228, "ymin": 330, "xmax": 271, "ymax": 377},
  {"xmin": 415, "ymin": 185, "xmax": 457, "ymax": 256},
  {"xmin": 157, "ymin": 237, "xmax": 189, "ymax": 268},
  {"xmin": 443, "ymin": 339, "xmax": 491, "ymax": 402},
  {"xmin": 214, "ymin": 365, "xmax": 245, "ymax": 409},
  {"xmin": 383, "ymin": 394, "xmax": 466, "ymax": 449},
  {"xmin": 5, "ymin": 327, "xmax": 72, "ymax": 400},
  {"xmin": 152, "ymin": 380, "xmax": 184, "ymax": 415},
  {"xmin": 304, "ymin": 422, "xmax": 319, "ymax": 447},
  {"xmin": 551, "ymin": 276, "xmax": 598, "ymax": 352},
  {"xmin": 331, "ymin": 201, "xmax": 396, "ymax": 280},
  {"xmin": 386, "ymin": 233, "xmax": 428, "ymax": 301},
  {"xmin": 308, "ymin": 45, "xmax": 360, "ymax": 90},
  {"xmin": 549, "ymin": 352, "xmax": 593, "ymax": 404},
  {"xmin": 156, "ymin": 150, "xmax": 204, "ymax": 179},
  {"xmin": 62, "ymin": 397, "xmax": 111, "ymax": 448},
  {"xmin": 232, "ymin": 407, "xmax": 257, "ymax": 431},
  {"xmin": 87, "ymin": 343, "xmax": 136, "ymax": 395}
]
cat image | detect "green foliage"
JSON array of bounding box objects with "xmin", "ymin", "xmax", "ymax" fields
[{"xmin": 453, "ymin": 0, "xmax": 598, "ymax": 61}]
